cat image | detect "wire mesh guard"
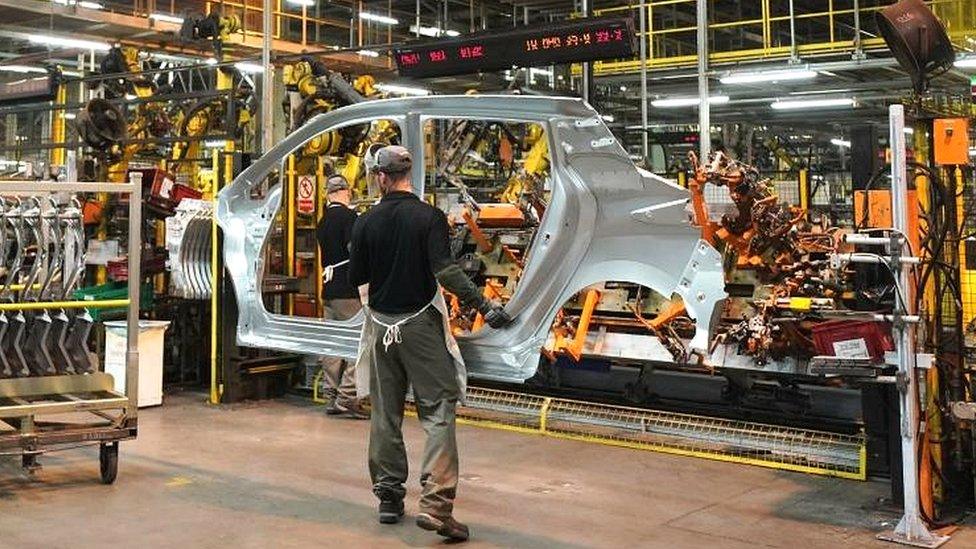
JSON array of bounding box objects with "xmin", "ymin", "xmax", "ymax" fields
[{"xmin": 449, "ymin": 387, "xmax": 866, "ymax": 480}]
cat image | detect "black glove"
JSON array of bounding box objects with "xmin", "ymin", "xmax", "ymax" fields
[{"xmin": 478, "ymin": 299, "xmax": 513, "ymax": 329}]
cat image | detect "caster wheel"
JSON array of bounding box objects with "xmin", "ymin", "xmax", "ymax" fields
[{"xmin": 99, "ymin": 442, "xmax": 119, "ymax": 485}]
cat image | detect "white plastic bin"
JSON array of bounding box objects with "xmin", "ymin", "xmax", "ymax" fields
[{"xmin": 104, "ymin": 320, "xmax": 171, "ymax": 407}]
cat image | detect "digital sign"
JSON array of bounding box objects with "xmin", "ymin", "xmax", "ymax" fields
[
  {"xmin": 394, "ymin": 16, "xmax": 636, "ymax": 79},
  {"xmin": 0, "ymin": 73, "xmax": 58, "ymax": 106}
]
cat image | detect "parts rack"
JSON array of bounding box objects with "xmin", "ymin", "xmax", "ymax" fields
[{"xmin": 0, "ymin": 177, "xmax": 142, "ymax": 483}]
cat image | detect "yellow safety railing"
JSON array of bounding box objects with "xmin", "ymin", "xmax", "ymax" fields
[
  {"xmin": 400, "ymin": 387, "xmax": 868, "ymax": 480},
  {"xmin": 0, "ymin": 299, "xmax": 129, "ymax": 311},
  {"xmin": 205, "ymin": 0, "xmax": 355, "ymax": 47},
  {"xmin": 592, "ymin": 0, "xmax": 975, "ymax": 75}
]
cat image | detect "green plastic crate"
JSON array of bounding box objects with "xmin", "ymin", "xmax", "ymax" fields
[{"xmin": 72, "ymin": 282, "xmax": 154, "ymax": 321}]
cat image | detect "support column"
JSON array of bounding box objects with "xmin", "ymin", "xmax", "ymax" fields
[
  {"xmin": 262, "ymin": 0, "xmax": 274, "ymax": 154},
  {"xmin": 877, "ymin": 104, "xmax": 949, "ymax": 549},
  {"xmin": 696, "ymin": 0, "xmax": 709, "ymax": 159},
  {"xmin": 639, "ymin": 2, "xmax": 648, "ymax": 163},
  {"xmin": 581, "ymin": 0, "xmax": 592, "ymax": 104}
]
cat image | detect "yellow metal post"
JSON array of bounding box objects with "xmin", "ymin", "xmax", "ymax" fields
[
  {"xmin": 315, "ymin": 155, "xmax": 325, "ymax": 317},
  {"xmin": 286, "ymin": 154, "xmax": 296, "ymax": 315},
  {"xmin": 957, "ymin": 165, "xmax": 976, "ymax": 331},
  {"xmin": 210, "ymin": 67, "xmax": 236, "ymax": 405},
  {"xmin": 210, "ymin": 149, "xmax": 220, "ymax": 405},
  {"xmin": 50, "ymin": 84, "xmax": 67, "ymax": 168},
  {"xmin": 798, "ymin": 169, "xmax": 809, "ymax": 211}
]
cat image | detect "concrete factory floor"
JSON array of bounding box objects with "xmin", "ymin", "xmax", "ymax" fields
[{"xmin": 1, "ymin": 391, "xmax": 973, "ymax": 548}]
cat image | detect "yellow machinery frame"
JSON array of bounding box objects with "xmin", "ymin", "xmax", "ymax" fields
[{"xmin": 592, "ymin": 0, "xmax": 973, "ymax": 75}]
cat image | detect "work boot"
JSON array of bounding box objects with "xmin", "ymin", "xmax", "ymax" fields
[
  {"xmin": 378, "ymin": 499, "xmax": 404, "ymax": 524},
  {"xmin": 326, "ymin": 399, "xmax": 369, "ymax": 419},
  {"xmin": 416, "ymin": 512, "xmax": 470, "ymax": 541}
]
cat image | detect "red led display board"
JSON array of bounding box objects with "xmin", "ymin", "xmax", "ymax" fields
[{"xmin": 394, "ymin": 16, "xmax": 636, "ymax": 78}]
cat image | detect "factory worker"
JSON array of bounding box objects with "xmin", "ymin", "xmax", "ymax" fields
[{"xmin": 348, "ymin": 145, "xmax": 511, "ymax": 542}]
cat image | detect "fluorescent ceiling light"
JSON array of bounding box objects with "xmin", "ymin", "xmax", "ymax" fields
[
  {"xmin": 204, "ymin": 140, "xmax": 227, "ymax": 148},
  {"xmin": 205, "ymin": 58, "xmax": 219, "ymax": 65},
  {"xmin": 234, "ymin": 62, "xmax": 264, "ymax": 73},
  {"xmin": 124, "ymin": 94, "xmax": 137, "ymax": 100},
  {"xmin": 409, "ymin": 25, "xmax": 458, "ymax": 37},
  {"xmin": 357, "ymin": 50, "xmax": 380, "ymax": 58},
  {"xmin": 62, "ymin": 112, "xmax": 76, "ymax": 119},
  {"xmin": 830, "ymin": 138, "xmax": 851, "ymax": 148},
  {"xmin": 287, "ymin": 0, "xmax": 315, "ymax": 6},
  {"xmin": 601, "ymin": 114, "xmax": 615, "ymax": 123},
  {"xmin": 0, "ymin": 65, "xmax": 47, "ymax": 74},
  {"xmin": 54, "ymin": 0, "xmax": 103, "ymax": 8},
  {"xmin": 375, "ymin": 83, "xmax": 430, "ymax": 96},
  {"xmin": 651, "ymin": 95, "xmax": 729, "ymax": 108},
  {"xmin": 904, "ymin": 127, "xmax": 914, "ymax": 135},
  {"xmin": 954, "ymin": 57, "xmax": 976, "ymax": 68},
  {"xmin": 149, "ymin": 13, "xmax": 184, "ymax": 24},
  {"xmin": 770, "ymin": 97, "xmax": 854, "ymax": 110},
  {"xmin": 28, "ymin": 34, "xmax": 110, "ymax": 51},
  {"xmin": 151, "ymin": 53, "xmax": 197, "ymax": 63},
  {"xmin": 360, "ymin": 12, "xmax": 398, "ymax": 25},
  {"xmin": 720, "ymin": 68, "xmax": 817, "ymax": 85}
]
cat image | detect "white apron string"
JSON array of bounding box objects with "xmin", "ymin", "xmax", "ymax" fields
[{"xmin": 368, "ymin": 303, "xmax": 433, "ymax": 352}]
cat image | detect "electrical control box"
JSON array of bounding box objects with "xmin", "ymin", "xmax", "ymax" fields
[{"xmin": 933, "ymin": 118, "xmax": 970, "ymax": 166}]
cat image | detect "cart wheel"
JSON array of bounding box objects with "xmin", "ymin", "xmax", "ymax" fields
[
  {"xmin": 99, "ymin": 442, "xmax": 119, "ymax": 484},
  {"xmin": 22, "ymin": 453, "xmax": 41, "ymax": 476}
]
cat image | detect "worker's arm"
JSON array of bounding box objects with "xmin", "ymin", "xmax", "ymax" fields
[
  {"xmin": 347, "ymin": 216, "xmax": 369, "ymax": 287},
  {"xmin": 428, "ymin": 209, "xmax": 513, "ymax": 328}
]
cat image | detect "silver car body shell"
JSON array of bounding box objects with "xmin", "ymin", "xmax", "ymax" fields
[{"xmin": 216, "ymin": 95, "xmax": 727, "ymax": 382}]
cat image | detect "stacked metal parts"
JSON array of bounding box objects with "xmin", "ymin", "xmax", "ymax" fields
[
  {"xmin": 164, "ymin": 199, "xmax": 213, "ymax": 300},
  {"xmin": 0, "ymin": 196, "xmax": 94, "ymax": 377}
]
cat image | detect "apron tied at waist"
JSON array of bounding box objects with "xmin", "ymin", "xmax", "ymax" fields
[{"xmin": 367, "ymin": 303, "xmax": 433, "ymax": 352}]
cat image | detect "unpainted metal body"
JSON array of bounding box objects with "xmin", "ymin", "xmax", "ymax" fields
[{"xmin": 216, "ymin": 95, "xmax": 726, "ymax": 382}]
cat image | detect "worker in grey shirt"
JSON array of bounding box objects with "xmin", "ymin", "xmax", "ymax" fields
[
  {"xmin": 348, "ymin": 145, "xmax": 511, "ymax": 542},
  {"xmin": 315, "ymin": 174, "xmax": 366, "ymax": 418}
]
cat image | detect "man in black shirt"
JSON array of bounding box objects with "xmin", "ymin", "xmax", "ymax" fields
[
  {"xmin": 349, "ymin": 145, "xmax": 511, "ymax": 541},
  {"xmin": 315, "ymin": 174, "xmax": 365, "ymax": 418}
]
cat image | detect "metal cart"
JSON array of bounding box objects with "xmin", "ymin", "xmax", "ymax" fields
[{"xmin": 0, "ymin": 176, "xmax": 142, "ymax": 484}]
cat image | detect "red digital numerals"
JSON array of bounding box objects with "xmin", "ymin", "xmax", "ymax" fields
[
  {"xmin": 399, "ymin": 52, "xmax": 421, "ymax": 66},
  {"xmin": 459, "ymin": 45, "xmax": 484, "ymax": 59},
  {"xmin": 428, "ymin": 50, "xmax": 447, "ymax": 62},
  {"xmin": 523, "ymin": 27, "xmax": 624, "ymax": 54}
]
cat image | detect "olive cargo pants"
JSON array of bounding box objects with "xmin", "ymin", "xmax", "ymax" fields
[{"xmin": 368, "ymin": 308, "xmax": 460, "ymax": 517}]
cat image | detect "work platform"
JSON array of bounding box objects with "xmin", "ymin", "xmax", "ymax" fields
[{"xmin": 1, "ymin": 391, "xmax": 972, "ymax": 548}]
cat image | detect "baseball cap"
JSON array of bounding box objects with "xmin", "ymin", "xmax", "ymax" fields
[
  {"xmin": 326, "ymin": 174, "xmax": 350, "ymax": 193},
  {"xmin": 372, "ymin": 145, "xmax": 413, "ymax": 174}
]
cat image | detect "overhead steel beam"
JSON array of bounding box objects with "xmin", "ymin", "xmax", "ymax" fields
[
  {"xmin": 0, "ymin": 13, "xmax": 387, "ymax": 74},
  {"xmin": 0, "ymin": 0, "xmax": 351, "ymax": 30},
  {"xmin": 0, "ymin": 0, "xmax": 357, "ymax": 59}
]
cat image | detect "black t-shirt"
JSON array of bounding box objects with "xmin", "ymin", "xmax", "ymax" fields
[
  {"xmin": 348, "ymin": 191, "xmax": 455, "ymax": 314},
  {"xmin": 316, "ymin": 203, "xmax": 359, "ymax": 299}
]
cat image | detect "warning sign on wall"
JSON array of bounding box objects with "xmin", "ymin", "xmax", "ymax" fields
[{"xmin": 297, "ymin": 175, "xmax": 315, "ymax": 215}]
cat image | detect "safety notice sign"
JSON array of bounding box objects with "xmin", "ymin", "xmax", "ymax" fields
[{"xmin": 297, "ymin": 175, "xmax": 315, "ymax": 214}]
